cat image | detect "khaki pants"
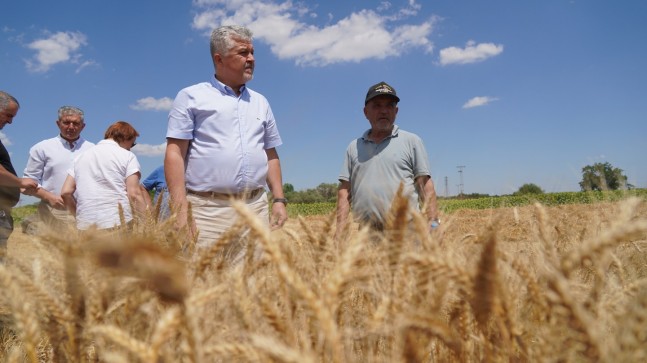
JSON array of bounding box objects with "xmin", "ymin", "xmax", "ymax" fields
[
  {"xmin": 187, "ymin": 191, "xmax": 269, "ymax": 266},
  {"xmin": 38, "ymin": 202, "xmax": 76, "ymax": 233}
]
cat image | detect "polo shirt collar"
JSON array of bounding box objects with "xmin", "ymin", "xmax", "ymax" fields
[
  {"xmin": 361, "ymin": 124, "xmax": 400, "ymax": 142},
  {"xmin": 211, "ymin": 74, "xmax": 248, "ymax": 97}
]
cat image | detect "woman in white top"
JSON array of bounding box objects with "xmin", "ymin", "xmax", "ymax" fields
[{"xmin": 61, "ymin": 121, "xmax": 150, "ymax": 230}]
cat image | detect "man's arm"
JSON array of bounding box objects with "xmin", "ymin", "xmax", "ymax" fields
[
  {"xmin": 140, "ymin": 184, "xmax": 153, "ymax": 207},
  {"xmin": 22, "ymin": 148, "xmax": 66, "ymax": 208},
  {"xmin": 25, "ymin": 188, "xmax": 65, "ymax": 210},
  {"xmin": 415, "ymin": 175, "xmax": 440, "ymax": 226},
  {"xmin": 165, "ymin": 138, "xmax": 193, "ymax": 232},
  {"xmin": 335, "ymin": 180, "xmax": 351, "ymax": 240},
  {"xmin": 265, "ymin": 147, "xmax": 287, "ymax": 229},
  {"xmin": 60, "ymin": 175, "xmax": 77, "ymax": 216},
  {"xmin": 0, "ymin": 167, "xmax": 38, "ymax": 193}
]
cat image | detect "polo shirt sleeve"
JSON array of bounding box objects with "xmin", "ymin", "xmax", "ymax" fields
[
  {"xmin": 411, "ymin": 135, "xmax": 431, "ymax": 178},
  {"xmin": 338, "ymin": 142, "xmax": 353, "ymax": 182}
]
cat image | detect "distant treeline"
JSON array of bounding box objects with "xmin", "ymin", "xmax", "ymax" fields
[
  {"xmin": 14, "ymin": 187, "xmax": 646, "ymax": 222},
  {"xmin": 283, "ymin": 188, "xmax": 647, "ymax": 217}
]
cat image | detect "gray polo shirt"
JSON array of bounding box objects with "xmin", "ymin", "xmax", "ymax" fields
[{"xmin": 339, "ymin": 125, "xmax": 431, "ymax": 224}]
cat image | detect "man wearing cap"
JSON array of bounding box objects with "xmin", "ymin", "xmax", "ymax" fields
[{"xmin": 335, "ymin": 81, "xmax": 440, "ymax": 238}]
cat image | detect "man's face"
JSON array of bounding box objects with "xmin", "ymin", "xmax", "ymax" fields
[
  {"xmin": 364, "ymin": 96, "xmax": 399, "ymax": 133},
  {"xmin": 56, "ymin": 114, "xmax": 85, "ymax": 141},
  {"xmin": 215, "ymin": 37, "xmax": 255, "ymax": 88},
  {"xmin": 0, "ymin": 102, "xmax": 18, "ymax": 130}
]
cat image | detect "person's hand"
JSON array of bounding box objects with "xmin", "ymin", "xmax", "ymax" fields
[
  {"xmin": 174, "ymin": 201, "xmax": 198, "ymax": 244},
  {"xmin": 20, "ymin": 178, "xmax": 38, "ymax": 194},
  {"xmin": 47, "ymin": 195, "xmax": 66, "ymax": 210},
  {"xmin": 270, "ymin": 201, "xmax": 288, "ymax": 230}
]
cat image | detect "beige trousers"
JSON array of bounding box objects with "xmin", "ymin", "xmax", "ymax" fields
[{"xmin": 187, "ymin": 191, "xmax": 269, "ymax": 265}]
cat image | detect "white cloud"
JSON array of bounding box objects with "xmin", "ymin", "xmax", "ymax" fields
[
  {"xmin": 132, "ymin": 142, "xmax": 166, "ymax": 157},
  {"xmin": 130, "ymin": 97, "xmax": 174, "ymax": 112},
  {"xmin": 0, "ymin": 132, "xmax": 11, "ymax": 146},
  {"xmin": 439, "ymin": 40, "xmax": 503, "ymax": 66},
  {"xmin": 191, "ymin": 0, "xmax": 435, "ymax": 66},
  {"xmin": 75, "ymin": 60, "xmax": 98, "ymax": 74},
  {"xmin": 25, "ymin": 31, "xmax": 89, "ymax": 72},
  {"xmin": 462, "ymin": 96, "xmax": 498, "ymax": 109}
]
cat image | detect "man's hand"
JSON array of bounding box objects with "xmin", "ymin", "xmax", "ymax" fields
[
  {"xmin": 20, "ymin": 178, "xmax": 38, "ymax": 195},
  {"xmin": 46, "ymin": 195, "xmax": 66, "ymax": 210},
  {"xmin": 270, "ymin": 202, "xmax": 287, "ymax": 230}
]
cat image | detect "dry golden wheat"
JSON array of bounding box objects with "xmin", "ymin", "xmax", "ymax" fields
[{"xmin": 0, "ymin": 196, "xmax": 645, "ymax": 362}]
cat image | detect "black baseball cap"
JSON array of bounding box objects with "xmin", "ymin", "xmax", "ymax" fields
[{"xmin": 365, "ymin": 81, "xmax": 400, "ymax": 105}]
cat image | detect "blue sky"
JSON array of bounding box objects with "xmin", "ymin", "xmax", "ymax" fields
[{"xmin": 2, "ymin": 0, "xmax": 646, "ymax": 206}]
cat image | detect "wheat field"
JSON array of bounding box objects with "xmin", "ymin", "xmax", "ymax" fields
[{"xmin": 1, "ymin": 197, "xmax": 646, "ymax": 362}]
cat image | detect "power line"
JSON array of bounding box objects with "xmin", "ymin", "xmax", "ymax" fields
[
  {"xmin": 457, "ymin": 165, "xmax": 466, "ymax": 196},
  {"xmin": 444, "ymin": 176, "xmax": 449, "ymax": 198}
]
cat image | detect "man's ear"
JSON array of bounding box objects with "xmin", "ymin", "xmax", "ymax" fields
[{"xmin": 213, "ymin": 53, "xmax": 222, "ymax": 66}]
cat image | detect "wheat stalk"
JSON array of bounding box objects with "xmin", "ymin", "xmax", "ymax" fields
[
  {"xmin": 89, "ymin": 324, "xmax": 153, "ymax": 362},
  {"xmin": 0, "ymin": 265, "xmax": 42, "ymax": 363},
  {"xmin": 231, "ymin": 200, "xmax": 344, "ymax": 363}
]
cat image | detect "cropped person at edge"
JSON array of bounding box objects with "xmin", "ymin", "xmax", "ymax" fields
[{"xmin": 0, "ymin": 91, "xmax": 38, "ymax": 261}]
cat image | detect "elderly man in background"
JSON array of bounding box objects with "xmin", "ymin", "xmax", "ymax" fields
[
  {"xmin": 0, "ymin": 91, "xmax": 39, "ymax": 261},
  {"xmin": 165, "ymin": 25, "xmax": 287, "ymax": 262},
  {"xmin": 336, "ymin": 81, "xmax": 440, "ymax": 240},
  {"xmin": 23, "ymin": 106, "xmax": 94, "ymax": 233}
]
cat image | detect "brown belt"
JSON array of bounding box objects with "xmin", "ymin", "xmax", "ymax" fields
[{"xmin": 186, "ymin": 188, "xmax": 264, "ymax": 200}]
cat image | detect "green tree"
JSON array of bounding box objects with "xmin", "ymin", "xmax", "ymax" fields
[
  {"xmin": 579, "ymin": 162, "xmax": 630, "ymax": 191},
  {"xmin": 514, "ymin": 183, "xmax": 544, "ymax": 195},
  {"xmin": 315, "ymin": 183, "xmax": 338, "ymax": 202},
  {"xmin": 283, "ymin": 183, "xmax": 294, "ymax": 193}
]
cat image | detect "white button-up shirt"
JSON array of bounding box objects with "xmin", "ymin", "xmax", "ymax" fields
[
  {"xmin": 23, "ymin": 135, "xmax": 95, "ymax": 194},
  {"xmin": 166, "ymin": 75, "xmax": 282, "ymax": 193}
]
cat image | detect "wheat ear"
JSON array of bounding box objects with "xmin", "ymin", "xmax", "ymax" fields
[
  {"xmin": 249, "ymin": 333, "xmax": 317, "ymax": 363},
  {"xmin": 324, "ymin": 227, "xmax": 367, "ymax": 314},
  {"xmin": 231, "ymin": 200, "xmax": 344, "ymax": 363},
  {"xmin": 190, "ymin": 222, "xmax": 244, "ymax": 282},
  {"xmin": 0, "ymin": 265, "xmax": 42, "ymax": 363},
  {"xmin": 90, "ymin": 324, "xmax": 153, "ymax": 362},
  {"xmin": 150, "ymin": 306, "xmax": 182, "ymax": 362}
]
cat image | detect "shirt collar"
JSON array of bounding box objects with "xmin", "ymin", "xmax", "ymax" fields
[
  {"xmin": 57, "ymin": 134, "xmax": 83, "ymax": 149},
  {"xmin": 361, "ymin": 124, "xmax": 400, "ymax": 142},
  {"xmin": 210, "ymin": 74, "xmax": 247, "ymax": 97}
]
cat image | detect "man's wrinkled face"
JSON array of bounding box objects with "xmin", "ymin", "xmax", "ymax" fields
[
  {"xmin": 56, "ymin": 114, "xmax": 85, "ymax": 141},
  {"xmin": 218, "ymin": 38, "xmax": 255, "ymax": 86},
  {"xmin": 364, "ymin": 96, "xmax": 399, "ymax": 133}
]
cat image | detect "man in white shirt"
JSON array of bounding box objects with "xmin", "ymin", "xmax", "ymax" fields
[
  {"xmin": 23, "ymin": 106, "xmax": 94, "ymax": 233},
  {"xmin": 165, "ymin": 25, "xmax": 287, "ymax": 257}
]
